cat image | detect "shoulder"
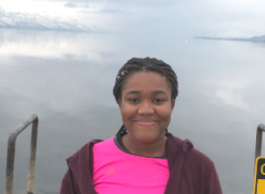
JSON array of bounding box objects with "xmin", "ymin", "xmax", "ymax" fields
[
  {"xmin": 93, "ymin": 137, "xmax": 115, "ymax": 151},
  {"xmin": 66, "ymin": 139, "xmax": 103, "ymax": 164},
  {"xmin": 169, "ymin": 133, "xmax": 214, "ymax": 169},
  {"xmin": 185, "ymin": 147, "xmax": 214, "ymax": 172},
  {"xmin": 92, "ymin": 137, "xmax": 117, "ymax": 161},
  {"xmin": 169, "ymin": 134, "xmax": 222, "ymax": 193}
]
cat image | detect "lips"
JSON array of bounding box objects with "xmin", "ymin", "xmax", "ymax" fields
[{"xmin": 136, "ymin": 121, "xmax": 156, "ymax": 126}]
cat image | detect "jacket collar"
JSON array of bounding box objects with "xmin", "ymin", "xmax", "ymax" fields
[
  {"xmin": 164, "ymin": 133, "xmax": 193, "ymax": 194},
  {"xmin": 66, "ymin": 139, "xmax": 102, "ymax": 194}
]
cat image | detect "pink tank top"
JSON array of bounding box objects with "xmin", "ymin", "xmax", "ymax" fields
[{"xmin": 93, "ymin": 137, "xmax": 169, "ymax": 194}]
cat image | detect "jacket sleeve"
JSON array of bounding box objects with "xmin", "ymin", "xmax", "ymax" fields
[
  {"xmin": 205, "ymin": 163, "xmax": 222, "ymax": 194},
  {"xmin": 60, "ymin": 169, "xmax": 80, "ymax": 194}
]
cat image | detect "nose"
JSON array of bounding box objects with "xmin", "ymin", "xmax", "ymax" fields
[{"xmin": 138, "ymin": 100, "xmax": 154, "ymax": 115}]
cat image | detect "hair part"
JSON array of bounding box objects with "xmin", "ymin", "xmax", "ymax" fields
[{"xmin": 113, "ymin": 57, "xmax": 178, "ymax": 103}]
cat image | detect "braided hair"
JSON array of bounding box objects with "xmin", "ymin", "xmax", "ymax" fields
[
  {"xmin": 113, "ymin": 57, "xmax": 178, "ymax": 135},
  {"xmin": 113, "ymin": 57, "xmax": 178, "ymax": 103}
]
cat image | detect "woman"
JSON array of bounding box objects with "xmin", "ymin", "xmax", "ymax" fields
[{"xmin": 60, "ymin": 58, "xmax": 222, "ymax": 194}]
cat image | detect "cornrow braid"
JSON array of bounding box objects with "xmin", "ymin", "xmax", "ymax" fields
[{"xmin": 113, "ymin": 57, "xmax": 178, "ymax": 102}]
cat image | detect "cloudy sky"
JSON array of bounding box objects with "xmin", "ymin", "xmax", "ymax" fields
[{"xmin": 0, "ymin": 0, "xmax": 265, "ymax": 37}]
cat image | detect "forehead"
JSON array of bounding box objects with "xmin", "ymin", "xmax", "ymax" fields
[{"xmin": 122, "ymin": 71, "xmax": 171, "ymax": 93}]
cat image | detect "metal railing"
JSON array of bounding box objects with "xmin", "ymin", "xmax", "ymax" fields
[
  {"xmin": 255, "ymin": 124, "xmax": 265, "ymax": 161},
  {"xmin": 5, "ymin": 114, "xmax": 39, "ymax": 194}
]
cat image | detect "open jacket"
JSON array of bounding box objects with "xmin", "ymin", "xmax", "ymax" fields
[{"xmin": 60, "ymin": 133, "xmax": 222, "ymax": 194}]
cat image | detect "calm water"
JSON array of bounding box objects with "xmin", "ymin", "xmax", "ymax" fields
[{"xmin": 0, "ymin": 29, "xmax": 265, "ymax": 194}]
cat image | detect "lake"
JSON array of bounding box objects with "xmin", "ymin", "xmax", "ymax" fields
[{"xmin": 0, "ymin": 28, "xmax": 264, "ymax": 194}]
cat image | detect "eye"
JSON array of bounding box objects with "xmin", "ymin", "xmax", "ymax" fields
[
  {"xmin": 129, "ymin": 98, "xmax": 139, "ymax": 103},
  {"xmin": 154, "ymin": 98, "xmax": 164, "ymax": 103}
]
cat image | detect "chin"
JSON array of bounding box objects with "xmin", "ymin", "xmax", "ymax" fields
[{"xmin": 134, "ymin": 132, "xmax": 163, "ymax": 143}]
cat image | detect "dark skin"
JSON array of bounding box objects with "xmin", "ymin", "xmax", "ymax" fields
[{"xmin": 118, "ymin": 71, "xmax": 175, "ymax": 157}]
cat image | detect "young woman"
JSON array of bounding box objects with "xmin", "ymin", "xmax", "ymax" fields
[{"xmin": 60, "ymin": 58, "xmax": 222, "ymax": 194}]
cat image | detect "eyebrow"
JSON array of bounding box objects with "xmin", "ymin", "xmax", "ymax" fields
[{"xmin": 125, "ymin": 90, "xmax": 167, "ymax": 95}]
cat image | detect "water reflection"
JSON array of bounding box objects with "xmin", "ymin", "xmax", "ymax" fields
[{"xmin": 0, "ymin": 29, "xmax": 265, "ymax": 194}]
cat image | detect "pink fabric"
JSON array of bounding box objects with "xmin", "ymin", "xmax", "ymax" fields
[{"xmin": 93, "ymin": 137, "xmax": 169, "ymax": 194}]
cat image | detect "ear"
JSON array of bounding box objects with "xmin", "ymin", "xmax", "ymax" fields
[{"xmin": 171, "ymin": 99, "xmax": 175, "ymax": 111}]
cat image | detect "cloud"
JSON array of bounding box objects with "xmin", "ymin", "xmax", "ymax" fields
[
  {"xmin": 0, "ymin": 29, "xmax": 121, "ymax": 60},
  {"xmin": 215, "ymin": 90, "xmax": 248, "ymax": 109},
  {"xmin": 64, "ymin": 2, "xmax": 89, "ymax": 9},
  {"xmin": 88, "ymin": 8, "xmax": 127, "ymax": 15},
  {"xmin": 216, "ymin": 30, "xmax": 258, "ymax": 38}
]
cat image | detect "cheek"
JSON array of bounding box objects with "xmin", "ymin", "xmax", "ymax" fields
[
  {"xmin": 120, "ymin": 104, "xmax": 136, "ymax": 120},
  {"xmin": 158, "ymin": 106, "xmax": 173, "ymax": 121}
]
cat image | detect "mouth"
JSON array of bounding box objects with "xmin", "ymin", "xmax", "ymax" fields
[{"xmin": 136, "ymin": 121, "xmax": 156, "ymax": 126}]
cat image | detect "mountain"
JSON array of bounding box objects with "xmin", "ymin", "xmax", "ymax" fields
[
  {"xmin": 249, "ymin": 35, "xmax": 265, "ymax": 42},
  {"xmin": 0, "ymin": 7, "xmax": 89, "ymax": 32}
]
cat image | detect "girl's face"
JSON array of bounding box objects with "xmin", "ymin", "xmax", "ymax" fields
[{"xmin": 118, "ymin": 71, "xmax": 175, "ymax": 143}]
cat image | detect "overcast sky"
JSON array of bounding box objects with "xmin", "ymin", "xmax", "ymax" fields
[{"xmin": 0, "ymin": 0, "xmax": 265, "ymax": 37}]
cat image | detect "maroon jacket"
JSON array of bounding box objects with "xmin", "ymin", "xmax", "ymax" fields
[{"xmin": 60, "ymin": 133, "xmax": 222, "ymax": 194}]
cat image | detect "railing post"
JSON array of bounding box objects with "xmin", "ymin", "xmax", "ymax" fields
[
  {"xmin": 5, "ymin": 114, "xmax": 39, "ymax": 194},
  {"xmin": 253, "ymin": 124, "xmax": 265, "ymax": 194},
  {"xmin": 255, "ymin": 124, "xmax": 265, "ymax": 163}
]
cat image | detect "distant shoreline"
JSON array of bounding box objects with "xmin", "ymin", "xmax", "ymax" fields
[{"xmin": 195, "ymin": 35, "xmax": 265, "ymax": 43}]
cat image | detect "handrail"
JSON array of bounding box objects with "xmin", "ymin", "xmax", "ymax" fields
[
  {"xmin": 5, "ymin": 114, "xmax": 39, "ymax": 194},
  {"xmin": 255, "ymin": 124, "xmax": 265, "ymax": 161}
]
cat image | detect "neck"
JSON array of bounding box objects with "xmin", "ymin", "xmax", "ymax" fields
[{"xmin": 121, "ymin": 134, "xmax": 167, "ymax": 157}]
